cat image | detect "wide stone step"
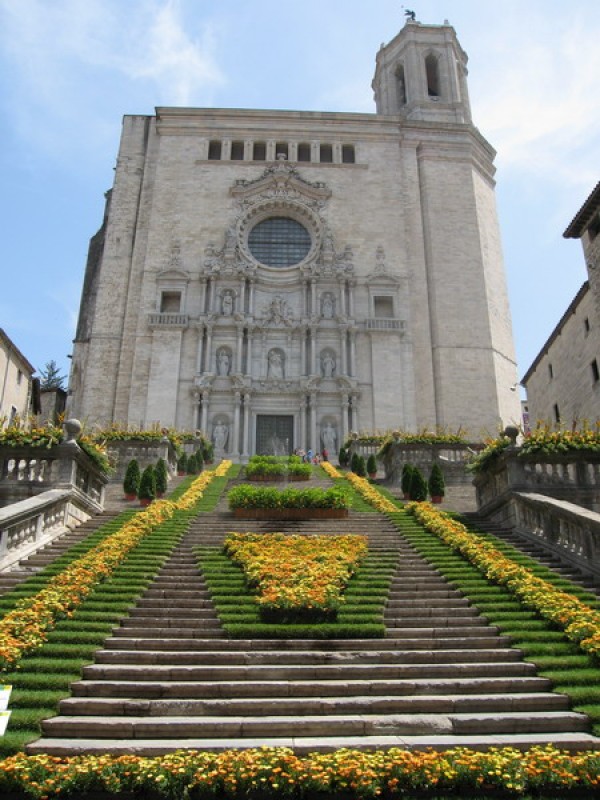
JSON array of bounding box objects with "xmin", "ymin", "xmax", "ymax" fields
[
  {"xmin": 94, "ymin": 647, "xmax": 526, "ymax": 666},
  {"xmin": 29, "ymin": 731, "xmax": 600, "ymax": 756},
  {"xmin": 383, "ymin": 616, "xmax": 485, "ymax": 627},
  {"xmin": 39, "ymin": 710, "xmax": 590, "ymax": 740},
  {"xmin": 59, "ymin": 690, "xmax": 567, "ymax": 717},
  {"xmin": 125, "ymin": 611, "xmax": 221, "ymax": 621},
  {"xmin": 80, "ymin": 663, "xmax": 535, "ymax": 683},
  {"xmin": 69, "ymin": 674, "xmax": 552, "ymax": 700}
]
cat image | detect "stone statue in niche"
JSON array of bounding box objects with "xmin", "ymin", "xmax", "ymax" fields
[
  {"xmin": 321, "ymin": 293, "xmax": 335, "ymax": 319},
  {"xmin": 267, "ymin": 350, "xmax": 284, "ymax": 379},
  {"xmin": 217, "ymin": 349, "xmax": 231, "ymax": 376},
  {"xmin": 212, "ymin": 421, "xmax": 229, "ymax": 451},
  {"xmin": 321, "ymin": 352, "xmax": 336, "ymax": 378},
  {"xmin": 221, "ymin": 291, "xmax": 234, "ymax": 315},
  {"xmin": 321, "ymin": 422, "xmax": 337, "ymax": 455}
]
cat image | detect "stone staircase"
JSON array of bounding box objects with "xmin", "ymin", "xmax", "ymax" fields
[
  {"xmin": 461, "ymin": 512, "xmax": 600, "ymax": 602},
  {"xmin": 28, "ymin": 503, "xmax": 600, "ymax": 755},
  {"xmin": 0, "ymin": 511, "xmax": 121, "ymax": 596}
]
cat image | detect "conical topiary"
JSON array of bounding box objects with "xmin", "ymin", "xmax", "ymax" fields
[
  {"xmin": 338, "ymin": 447, "xmax": 348, "ymax": 467},
  {"xmin": 428, "ymin": 462, "xmax": 445, "ymax": 502},
  {"xmin": 123, "ymin": 459, "xmax": 140, "ymax": 499},
  {"xmin": 138, "ymin": 465, "xmax": 156, "ymax": 504},
  {"xmin": 350, "ymin": 451, "xmax": 361, "ymax": 474},
  {"xmin": 366, "ymin": 454, "xmax": 377, "ymax": 477},
  {"xmin": 401, "ymin": 464, "xmax": 414, "ymax": 498},
  {"xmin": 408, "ymin": 466, "xmax": 428, "ymax": 502},
  {"xmin": 355, "ymin": 454, "xmax": 367, "ymax": 478},
  {"xmin": 177, "ymin": 453, "xmax": 188, "ymax": 475},
  {"xmin": 155, "ymin": 457, "xmax": 168, "ymax": 497},
  {"xmin": 195, "ymin": 449, "xmax": 204, "ymax": 472},
  {"xmin": 202, "ymin": 440, "xmax": 214, "ymax": 463},
  {"xmin": 187, "ymin": 453, "xmax": 198, "ymax": 474}
]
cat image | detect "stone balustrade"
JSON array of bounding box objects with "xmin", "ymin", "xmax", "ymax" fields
[
  {"xmin": 494, "ymin": 491, "xmax": 600, "ymax": 583},
  {"xmin": 0, "ymin": 489, "xmax": 94, "ymax": 571},
  {"xmin": 474, "ymin": 449, "xmax": 600, "ymax": 515},
  {"xmin": 371, "ymin": 441, "xmax": 483, "ymax": 486},
  {"xmin": 104, "ymin": 438, "xmax": 180, "ymax": 482},
  {"xmin": 0, "ymin": 442, "xmax": 107, "ymax": 509}
]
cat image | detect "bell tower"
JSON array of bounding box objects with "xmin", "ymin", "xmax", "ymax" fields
[{"xmin": 372, "ymin": 19, "xmax": 472, "ymax": 123}]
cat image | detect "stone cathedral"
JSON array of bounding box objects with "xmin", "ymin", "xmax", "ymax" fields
[{"xmin": 70, "ymin": 20, "xmax": 521, "ymax": 460}]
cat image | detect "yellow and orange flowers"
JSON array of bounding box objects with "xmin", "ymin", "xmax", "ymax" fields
[
  {"xmin": 408, "ymin": 501, "xmax": 600, "ymax": 659},
  {"xmin": 224, "ymin": 532, "xmax": 367, "ymax": 620},
  {"xmin": 343, "ymin": 471, "xmax": 399, "ymax": 512},
  {"xmin": 0, "ymin": 462, "xmax": 231, "ymax": 671},
  {"xmin": 1, "ymin": 745, "xmax": 599, "ymax": 798}
]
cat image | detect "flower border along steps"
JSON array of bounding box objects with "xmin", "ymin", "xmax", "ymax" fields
[{"xmin": 25, "ymin": 476, "xmax": 600, "ymax": 755}]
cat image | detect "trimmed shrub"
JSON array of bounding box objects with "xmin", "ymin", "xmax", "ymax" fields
[
  {"xmin": 366, "ymin": 454, "xmax": 377, "ymax": 476},
  {"xmin": 187, "ymin": 454, "xmax": 198, "ymax": 475},
  {"xmin": 408, "ymin": 466, "xmax": 428, "ymax": 502},
  {"xmin": 354, "ymin": 454, "xmax": 367, "ymax": 477},
  {"xmin": 138, "ymin": 465, "xmax": 156, "ymax": 502},
  {"xmin": 177, "ymin": 453, "xmax": 188, "ymax": 474},
  {"xmin": 202, "ymin": 440, "xmax": 214, "ymax": 463},
  {"xmin": 338, "ymin": 447, "xmax": 349, "ymax": 467},
  {"xmin": 401, "ymin": 463, "xmax": 414, "ymax": 497},
  {"xmin": 155, "ymin": 458, "xmax": 168, "ymax": 496},
  {"xmin": 350, "ymin": 452, "xmax": 361, "ymax": 474},
  {"xmin": 428, "ymin": 462, "xmax": 445, "ymax": 498},
  {"xmin": 122, "ymin": 459, "xmax": 140, "ymax": 497},
  {"xmin": 195, "ymin": 449, "xmax": 204, "ymax": 472}
]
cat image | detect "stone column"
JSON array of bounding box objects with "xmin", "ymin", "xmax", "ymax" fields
[
  {"xmin": 236, "ymin": 325, "xmax": 244, "ymax": 373},
  {"xmin": 310, "ymin": 326, "xmax": 317, "ymax": 375},
  {"xmin": 199, "ymin": 279, "xmax": 207, "ymax": 314},
  {"xmin": 299, "ymin": 395, "xmax": 307, "ymax": 451},
  {"xmin": 201, "ymin": 391, "xmax": 209, "ymax": 434},
  {"xmin": 349, "ymin": 330, "xmax": 357, "ymax": 377},
  {"xmin": 195, "ymin": 325, "xmax": 204, "ymax": 373},
  {"xmin": 340, "ymin": 327, "xmax": 348, "ymax": 376},
  {"xmin": 300, "ymin": 327, "xmax": 307, "ymax": 375},
  {"xmin": 233, "ymin": 391, "xmax": 241, "ymax": 457},
  {"xmin": 205, "ymin": 325, "xmax": 213, "ymax": 373},
  {"xmin": 242, "ymin": 392, "xmax": 251, "ymax": 457},
  {"xmin": 348, "ymin": 280, "xmax": 355, "ymax": 318},
  {"xmin": 246, "ymin": 328, "xmax": 254, "ymax": 377},
  {"xmin": 350, "ymin": 394, "xmax": 359, "ymax": 433},
  {"xmin": 310, "ymin": 392, "xmax": 317, "ymax": 452},
  {"xmin": 311, "ymin": 279, "xmax": 317, "ymax": 316},
  {"xmin": 249, "ymin": 281, "xmax": 255, "ymax": 313},
  {"xmin": 341, "ymin": 396, "xmax": 349, "ymax": 442}
]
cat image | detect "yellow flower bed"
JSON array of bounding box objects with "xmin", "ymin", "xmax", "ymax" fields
[
  {"xmin": 0, "ymin": 745, "xmax": 599, "ymax": 797},
  {"xmin": 0, "ymin": 462, "xmax": 231, "ymax": 671},
  {"xmin": 321, "ymin": 461, "xmax": 342, "ymax": 479},
  {"xmin": 344, "ymin": 471, "xmax": 398, "ymax": 512},
  {"xmin": 224, "ymin": 532, "xmax": 367, "ymax": 617},
  {"xmin": 409, "ymin": 502, "xmax": 600, "ymax": 658}
]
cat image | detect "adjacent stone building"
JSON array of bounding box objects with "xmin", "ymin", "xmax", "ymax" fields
[
  {"xmin": 0, "ymin": 329, "xmax": 35, "ymax": 428},
  {"xmin": 522, "ymin": 182, "xmax": 600, "ymax": 425},
  {"xmin": 69, "ymin": 20, "xmax": 520, "ymax": 458}
]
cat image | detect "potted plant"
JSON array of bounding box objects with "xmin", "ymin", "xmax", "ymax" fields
[
  {"xmin": 355, "ymin": 454, "xmax": 367, "ymax": 477},
  {"xmin": 187, "ymin": 453, "xmax": 198, "ymax": 475},
  {"xmin": 195, "ymin": 448, "xmax": 204, "ymax": 473},
  {"xmin": 401, "ymin": 464, "xmax": 414, "ymax": 500},
  {"xmin": 428, "ymin": 462, "xmax": 445, "ymax": 503},
  {"xmin": 155, "ymin": 457, "xmax": 168, "ymax": 498},
  {"xmin": 177, "ymin": 452, "xmax": 188, "ymax": 476},
  {"xmin": 366, "ymin": 454, "xmax": 377, "ymax": 479},
  {"xmin": 408, "ymin": 466, "xmax": 428, "ymax": 502},
  {"xmin": 202, "ymin": 440, "xmax": 214, "ymax": 464},
  {"xmin": 122, "ymin": 459, "xmax": 140, "ymax": 500},
  {"xmin": 138, "ymin": 465, "xmax": 156, "ymax": 506}
]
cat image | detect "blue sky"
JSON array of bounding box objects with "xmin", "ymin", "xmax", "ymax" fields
[{"xmin": 1, "ymin": 0, "xmax": 598, "ymax": 397}]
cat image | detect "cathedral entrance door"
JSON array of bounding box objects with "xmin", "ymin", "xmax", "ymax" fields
[{"xmin": 256, "ymin": 415, "xmax": 294, "ymax": 456}]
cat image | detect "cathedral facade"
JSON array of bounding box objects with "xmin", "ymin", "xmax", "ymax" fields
[{"xmin": 70, "ymin": 21, "xmax": 520, "ymax": 459}]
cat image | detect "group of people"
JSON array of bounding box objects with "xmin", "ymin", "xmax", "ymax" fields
[{"xmin": 294, "ymin": 447, "xmax": 329, "ymax": 464}]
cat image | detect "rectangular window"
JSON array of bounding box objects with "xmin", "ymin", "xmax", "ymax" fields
[
  {"xmin": 373, "ymin": 296, "xmax": 394, "ymax": 318},
  {"xmin": 16, "ymin": 369, "xmax": 23, "ymax": 385},
  {"xmin": 320, "ymin": 144, "xmax": 333, "ymax": 163},
  {"xmin": 592, "ymin": 359, "xmax": 600, "ymax": 383},
  {"xmin": 548, "ymin": 363, "xmax": 553, "ymax": 379},
  {"xmin": 553, "ymin": 403, "xmax": 560, "ymax": 424},
  {"xmin": 253, "ymin": 142, "xmax": 266, "ymax": 161},
  {"xmin": 208, "ymin": 140, "xmax": 222, "ymax": 160},
  {"xmin": 342, "ymin": 144, "xmax": 355, "ymax": 163},
  {"xmin": 230, "ymin": 141, "xmax": 244, "ymax": 160},
  {"xmin": 160, "ymin": 292, "xmax": 181, "ymax": 313},
  {"xmin": 298, "ymin": 143, "xmax": 311, "ymax": 162},
  {"xmin": 584, "ymin": 317, "xmax": 591, "ymax": 334}
]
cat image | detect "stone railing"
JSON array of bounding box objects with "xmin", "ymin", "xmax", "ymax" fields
[
  {"xmin": 105, "ymin": 438, "xmax": 179, "ymax": 482},
  {"xmin": 370, "ymin": 441, "xmax": 483, "ymax": 486},
  {"xmin": 474, "ymin": 448, "xmax": 600, "ymax": 515},
  {"xmin": 487, "ymin": 491, "xmax": 600, "ymax": 583},
  {"xmin": 0, "ymin": 442, "xmax": 107, "ymax": 510},
  {"xmin": 0, "ymin": 489, "xmax": 94, "ymax": 571}
]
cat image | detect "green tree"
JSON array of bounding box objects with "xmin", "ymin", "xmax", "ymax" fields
[
  {"xmin": 138, "ymin": 465, "xmax": 156, "ymax": 502},
  {"xmin": 366, "ymin": 454, "xmax": 377, "ymax": 476},
  {"xmin": 408, "ymin": 467, "xmax": 428, "ymax": 502},
  {"xmin": 39, "ymin": 360, "xmax": 67, "ymax": 390},
  {"xmin": 155, "ymin": 458, "xmax": 168, "ymax": 496},
  {"xmin": 123, "ymin": 459, "xmax": 140, "ymax": 498}
]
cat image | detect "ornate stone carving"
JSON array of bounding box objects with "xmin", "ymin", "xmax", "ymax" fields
[
  {"xmin": 262, "ymin": 295, "xmax": 293, "ymax": 327},
  {"xmin": 267, "ymin": 348, "xmax": 285, "ymax": 379},
  {"xmin": 212, "ymin": 420, "xmax": 229, "ymax": 452},
  {"xmin": 216, "ymin": 348, "xmax": 231, "ymax": 376},
  {"xmin": 321, "ymin": 350, "xmax": 336, "ymax": 378}
]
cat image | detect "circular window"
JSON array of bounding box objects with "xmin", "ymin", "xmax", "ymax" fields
[{"xmin": 248, "ymin": 217, "xmax": 311, "ymax": 268}]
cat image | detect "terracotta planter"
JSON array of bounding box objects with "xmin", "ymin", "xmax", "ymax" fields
[
  {"xmin": 124, "ymin": 493, "xmax": 137, "ymax": 501},
  {"xmin": 431, "ymin": 495, "xmax": 443, "ymax": 504},
  {"xmin": 232, "ymin": 507, "xmax": 348, "ymax": 520},
  {"xmin": 368, "ymin": 473, "xmax": 377, "ymax": 479},
  {"xmin": 139, "ymin": 497, "xmax": 153, "ymax": 507}
]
